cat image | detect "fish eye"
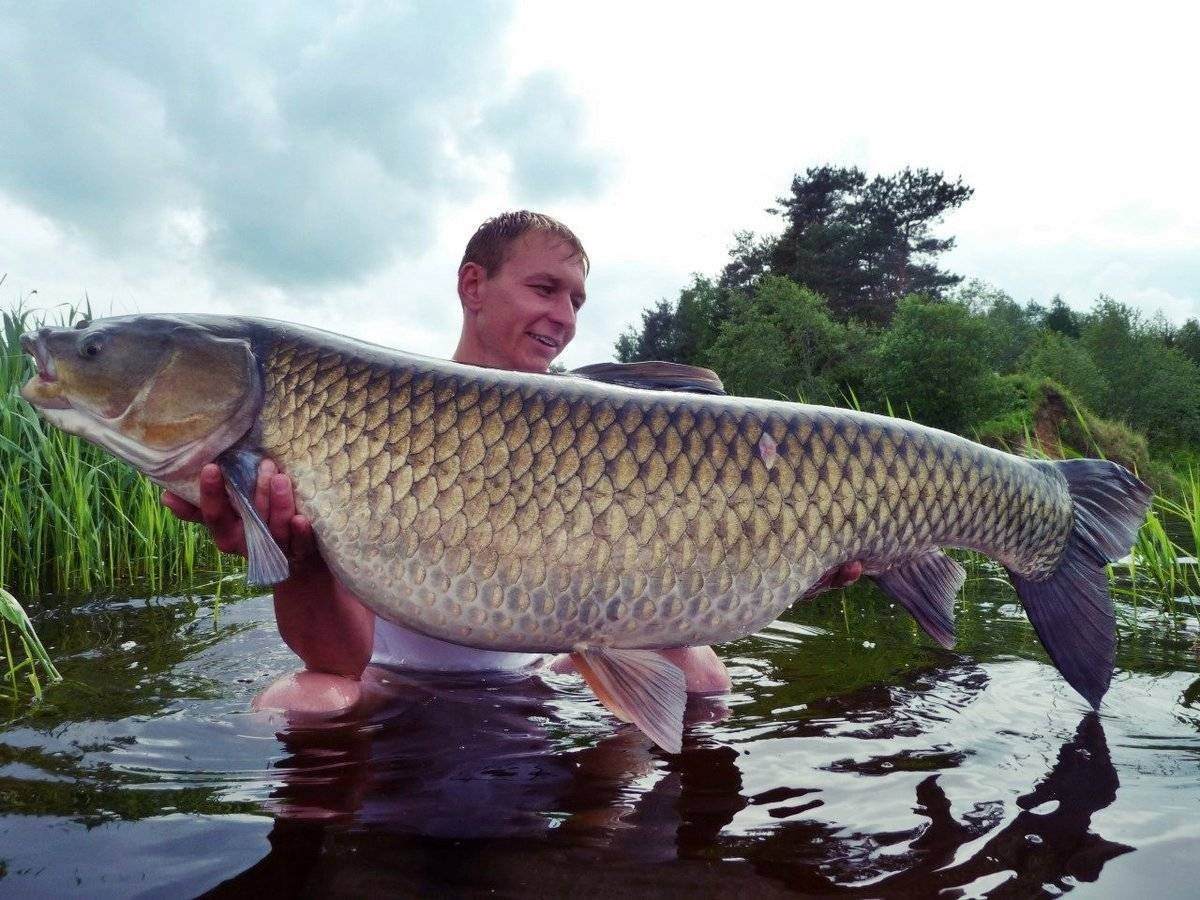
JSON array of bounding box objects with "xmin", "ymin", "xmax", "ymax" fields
[{"xmin": 79, "ymin": 335, "xmax": 105, "ymax": 359}]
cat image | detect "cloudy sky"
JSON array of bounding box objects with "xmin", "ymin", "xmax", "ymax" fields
[{"xmin": 2, "ymin": 2, "xmax": 1196, "ymax": 367}]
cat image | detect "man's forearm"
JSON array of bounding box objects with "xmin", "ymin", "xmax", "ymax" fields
[{"xmin": 273, "ymin": 559, "xmax": 376, "ymax": 679}]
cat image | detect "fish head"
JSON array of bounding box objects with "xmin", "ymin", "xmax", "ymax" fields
[{"xmin": 20, "ymin": 315, "xmax": 262, "ymax": 486}]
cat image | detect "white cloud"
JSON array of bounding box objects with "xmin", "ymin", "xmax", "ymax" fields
[
  {"xmin": 0, "ymin": 2, "xmax": 607, "ymax": 292},
  {"xmin": 475, "ymin": 72, "xmax": 609, "ymax": 205}
]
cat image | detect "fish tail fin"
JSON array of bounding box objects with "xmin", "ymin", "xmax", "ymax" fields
[{"xmin": 1009, "ymin": 459, "xmax": 1152, "ymax": 708}]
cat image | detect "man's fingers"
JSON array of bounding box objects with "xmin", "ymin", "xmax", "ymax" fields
[
  {"xmin": 161, "ymin": 491, "xmax": 202, "ymax": 523},
  {"xmin": 289, "ymin": 515, "xmax": 316, "ymax": 562},
  {"xmin": 254, "ymin": 459, "xmax": 276, "ymax": 516},
  {"xmin": 197, "ymin": 463, "xmax": 245, "ymax": 555},
  {"xmin": 268, "ymin": 474, "xmax": 296, "ymax": 545},
  {"xmin": 197, "ymin": 465, "xmax": 233, "ymax": 524}
]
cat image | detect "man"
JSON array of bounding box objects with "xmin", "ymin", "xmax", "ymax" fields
[{"xmin": 164, "ymin": 212, "xmax": 750, "ymax": 714}]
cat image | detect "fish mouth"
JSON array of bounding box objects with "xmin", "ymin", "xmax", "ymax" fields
[
  {"xmin": 19, "ymin": 331, "xmax": 70, "ymax": 409},
  {"xmin": 20, "ymin": 332, "xmax": 57, "ymax": 382}
]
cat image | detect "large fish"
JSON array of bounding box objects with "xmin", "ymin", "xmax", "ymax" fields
[{"xmin": 21, "ymin": 315, "xmax": 1151, "ymax": 751}]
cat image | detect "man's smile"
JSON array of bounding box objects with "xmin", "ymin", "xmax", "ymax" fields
[{"xmin": 527, "ymin": 332, "xmax": 559, "ymax": 350}]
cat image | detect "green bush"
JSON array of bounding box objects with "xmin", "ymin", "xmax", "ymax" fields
[
  {"xmin": 1081, "ymin": 298, "xmax": 1200, "ymax": 447},
  {"xmin": 704, "ymin": 277, "xmax": 870, "ymax": 403},
  {"xmin": 1023, "ymin": 331, "xmax": 1107, "ymax": 410},
  {"xmin": 873, "ymin": 295, "xmax": 1001, "ymax": 433},
  {"xmin": 975, "ymin": 375, "xmax": 1151, "ymax": 477},
  {"xmin": 954, "ymin": 280, "xmax": 1041, "ymax": 374}
]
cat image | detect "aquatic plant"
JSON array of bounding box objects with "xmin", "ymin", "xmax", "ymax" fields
[
  {"xmin": 0, "ymin": 586, "xmax": 61, "ymax": 702},
  {"xmin": 1120, "ymin": 503, "xmax": 1186, "ymax": 612}
]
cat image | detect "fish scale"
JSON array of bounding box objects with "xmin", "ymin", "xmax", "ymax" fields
[{"xmin": 257, "ymin": 335, "xmax": 1074, "ymax": 653}]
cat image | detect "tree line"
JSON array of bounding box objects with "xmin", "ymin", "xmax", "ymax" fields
[{"xmin": 616, "ymin": 166, "xmax": 1200, "ymax": 473}]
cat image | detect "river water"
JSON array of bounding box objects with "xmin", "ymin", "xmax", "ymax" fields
[{"xmin": 1, "ymin": 573, "xmax": 1197, "ymax": 897}]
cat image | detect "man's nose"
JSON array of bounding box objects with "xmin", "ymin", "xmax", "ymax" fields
[{"xmin": 546, "ymin": 291, "xmax": 576, "ymax": 326}]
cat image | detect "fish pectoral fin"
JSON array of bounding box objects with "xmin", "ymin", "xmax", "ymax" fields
[
  {"xmin": 227, "ymin": 487, "xmax": 290, "ymax": 586},
  {"xmin": 571, "ymin": 647, "xmax": 688, "ymax": 753},
  {"xmin": 872, "ymin": 551, "xmax": 964, "ymax": 649},
  {"xmin": 217, "ymin": 452, "xmax": 289, "ymax": 587},
  {"xmin": 570, "ymin": 361, "xmax": 726, "ymax": 395}
]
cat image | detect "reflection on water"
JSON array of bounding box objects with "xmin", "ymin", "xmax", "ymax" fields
[
  {"xmin": 217, "ymin": 683, "xmax": 1132, "ymax": 896},
  {"xmin": 0, "ymin": 583, "xmax": 1198, "ymax": 896}
]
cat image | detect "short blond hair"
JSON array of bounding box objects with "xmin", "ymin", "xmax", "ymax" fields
[{"xmin": 460, "ymin": 211, "xmax": 590, "ymax": 277}]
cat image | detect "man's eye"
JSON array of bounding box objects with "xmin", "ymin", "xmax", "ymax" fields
[{"xmin": 533, "ymin": 284, "xmax": 553, "ymax": 295}]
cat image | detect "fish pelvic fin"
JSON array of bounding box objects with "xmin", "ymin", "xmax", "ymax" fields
[
  {"xmin": 1010, "ymin": 459, "xmax": 1152, "ymax": 709},
  {"xmin": 571, "ymin": 647, "xmax": 687, "ymax": 753},
  {"xmin": 871, "ymin": 551, "xmax": 965, "ymax": 649},
  {"xmin": 217, "ymin": 448, "xmax": 289, "ymax": 586}
]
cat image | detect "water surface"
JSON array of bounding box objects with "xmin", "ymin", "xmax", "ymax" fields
[{"xmin": 1, "ymin": 574, "xmax": 1197, "ymax": 897}]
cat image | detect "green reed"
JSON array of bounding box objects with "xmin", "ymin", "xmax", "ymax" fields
[
  {"xmin": 1053, "ymin": 395, "xmax": 1198, "ymax": 613},
  {"xmin": 0, "ymin": 587, "xmax": 61, "ymax": 703},
  {"xmin": 1158, "ymin": 468, "xmax": 1200, "ymax": 566},
  {"xmin": 1109, "ymin": 472, "xmax": 1200, "ymax": 618},
  {"xmin": 0, "ymin": 305, "xmax": 226, "ymax": 596}
]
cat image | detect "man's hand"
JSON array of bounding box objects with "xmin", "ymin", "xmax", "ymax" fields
[
  {"xmin": 161, "ymin": 459, "xmax": 318, "ymax": 566},
  {"xmin": 162, "ymin": 461, "xmax": 374, "ymax": 682}
]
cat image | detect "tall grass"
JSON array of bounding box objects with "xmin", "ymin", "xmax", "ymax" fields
[
  {"xmin": 1, "ymin": 305, "xmax": 225, "ymax": 596},
  {"xmin": 1064, "ymin": 397, "xmax": 1199, "ymax": 611},
  {"xmin": 0, "ymin": 587, "xmax": 61, "ymax": 702},
  {"xmin": 1119, "ymin": 472, "xmax": 1200, "ymax": 615}
]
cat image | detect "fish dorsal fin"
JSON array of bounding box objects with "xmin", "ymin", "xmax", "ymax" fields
[
  {"xmin": 571, "ymin": 647, "xmax": 687, "ymax": 753},
  {"xmin": 871, "ymin": 551, "xmax": 965, "ymax": 649},
  {"xmin": 571, "ymin": 361, "xmax": 726, "ymax": 395}
]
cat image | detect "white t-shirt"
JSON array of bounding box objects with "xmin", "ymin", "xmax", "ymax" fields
[{"xmin": 370, "ymin": 615, "xmax": 544, "ymax": 673}]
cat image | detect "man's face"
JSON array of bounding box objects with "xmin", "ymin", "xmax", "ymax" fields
[{"xmin": 461, "ymin": 230, "xmax": 587, "ymax": 372}]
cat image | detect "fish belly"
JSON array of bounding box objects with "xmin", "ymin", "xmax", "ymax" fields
[{"xmin": 257, "ymin": 339, "xmax": 1074, "ymax": 653}]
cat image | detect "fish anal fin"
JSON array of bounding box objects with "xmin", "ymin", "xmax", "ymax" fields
[
  {"xmin": 571, "ymin": 361, "xmax": 726, "ymax": 395},
  {"xmin": 872, "ymin": 551, "xmax": 964, "ymax": 649},
  {"xmin": 571, "ymin": 647, "xmax": 687, "ymax": 753}
]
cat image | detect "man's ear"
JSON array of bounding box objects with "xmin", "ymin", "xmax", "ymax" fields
[{"xmin": 458, "ymin": 262, "xmax": 486, "ymax": 313}]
